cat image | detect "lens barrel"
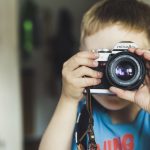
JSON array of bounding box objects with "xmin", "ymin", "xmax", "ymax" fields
[{"xmin": 106, "ymin": 52, "xmax": 146, "ymax": 90}]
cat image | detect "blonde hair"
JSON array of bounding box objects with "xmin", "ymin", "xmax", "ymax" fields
[{"xmin": 80, "ymin": 0, "xmax": 150, "ymax": 43}]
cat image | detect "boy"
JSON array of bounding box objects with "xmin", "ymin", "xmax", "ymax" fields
[{"xmin": 39, "ymin": 0, "xmax": 150, "ymax": 149}]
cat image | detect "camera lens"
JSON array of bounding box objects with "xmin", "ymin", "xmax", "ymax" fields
[
  {"xmin": 115, "ymin": 61, "xmax": 135, "ymax": 81},
  {"xmin": 106, "ymin": 52, "xmax": 146, "ymax": 90}
]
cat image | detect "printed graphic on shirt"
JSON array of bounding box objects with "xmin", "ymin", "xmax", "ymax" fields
[{"xmin": 96, "ymin": 133, "xmax": 134, "ymax": 150}]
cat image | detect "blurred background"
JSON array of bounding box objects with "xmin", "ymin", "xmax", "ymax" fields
[{"xmin": 0, "ymin": 0, "xmax": 150, "ymax": 150}]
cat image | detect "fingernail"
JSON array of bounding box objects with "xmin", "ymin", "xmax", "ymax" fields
[{"xmin": 128, "ymin": 48, "xmax": 135, "ymax": 52}]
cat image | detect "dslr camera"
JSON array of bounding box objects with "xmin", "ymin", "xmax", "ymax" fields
[{"xmin": 89, "ymin": 41, "xmax": 146, "ymax": 94}]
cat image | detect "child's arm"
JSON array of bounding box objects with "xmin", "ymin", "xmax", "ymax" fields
[
  {"xmin": 39, "ymin": 51, "xmax": 102, "ymax": 150},
  {"xmin": 39, "ymin": 95, "xmax": 79, "ymax": 150}
]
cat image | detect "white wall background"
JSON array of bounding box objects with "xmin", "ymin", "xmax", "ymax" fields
[{"xmin": 0, "ymin": 0, "xmax": 23, "ymax": 150}]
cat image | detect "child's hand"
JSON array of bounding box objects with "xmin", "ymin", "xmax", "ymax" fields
[
  {"xmin": 61, "ymin": 51, "xmax": 103, "ymax": 102},
  {"xmin": 110, "ymin": 48, "xmax": 150, "ymax": 113}
]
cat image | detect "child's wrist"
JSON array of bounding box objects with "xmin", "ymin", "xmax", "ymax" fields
[{"xmin": 60, "ymin": 93, "xmax": 80, "ymax": 105}]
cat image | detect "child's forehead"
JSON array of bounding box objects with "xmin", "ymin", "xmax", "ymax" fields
[{"xmin": 82, "ymin": 25, "xmax": 149, "ymax": 50}]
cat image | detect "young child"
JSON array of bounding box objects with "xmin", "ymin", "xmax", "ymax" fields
[{"xmin": 39, "ymin": 0, "xmax": 150, "ymax": 149}]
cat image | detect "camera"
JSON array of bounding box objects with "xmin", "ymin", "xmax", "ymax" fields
[{"xmin": 89, "ymin": 41, "xmax": 146, "ymax": 94}]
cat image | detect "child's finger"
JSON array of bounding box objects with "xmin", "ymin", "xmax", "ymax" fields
[
  {"xmin": 64, "ymin": 56, "xmax": 99, "ymax": 71},
  {"xmin": 76, "ymin": 50, "xmax": 99, "ymax": 59},
  {"xmin": 129, "ymin": 48, "xmax": 150, "ymax": 60},
  {"xmin": 75, "ymin": 77, "xmax": 101, "ymax": 88},
  {"xmin": 109, "ymin": 86, "xmax": 135, "ymax": 103},
  {"xmin": 135, "ymin": 48, "xmax": 147, "ymax": 56},
  {"xmin": 129, "ymin": 48, "xmax": 146, "ymax": 55},
  {"xmin": 143, "ymin": 51, "xmax": 150, "ymax": 61},
  {"xmin": 64, "ymin": 51, "xmax": 99, "ymax": 67},
  {"xmin": 65, "ymin": 51, "xmax": 99, "ymax": 65},
  {"xmin": 145, "ymin": 75, "xmax": 150, "ymax": 91},
  {"xmin": 73, "ymin": 66, "xmax": 103, "ymax": 78},
  {"xmin": 146, "ymin": 63, "xmax": 150, "ymax": 78},
  {"xmin": 128, "ymin": 48, "xmax": 137, "ymax": 53}
]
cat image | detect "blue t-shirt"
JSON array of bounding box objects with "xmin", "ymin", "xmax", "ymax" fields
[{"xmin": 72, "ymin": 100, "xmax": 150, "ymax": 150}]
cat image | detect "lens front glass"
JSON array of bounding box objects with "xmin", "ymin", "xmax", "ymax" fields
[{"xmin": 115, "ymin": 61, "xmax": 135, "ymax": 81}]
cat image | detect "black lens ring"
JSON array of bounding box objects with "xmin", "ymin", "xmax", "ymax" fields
[{"xmin": 106, "ymin": 52, "xmax": 146, "ymax": 90}]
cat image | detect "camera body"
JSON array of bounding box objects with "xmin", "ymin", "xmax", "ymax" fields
[{"xmin": 89, "ymin": 41, "xmax": 146, "ymax": 94}]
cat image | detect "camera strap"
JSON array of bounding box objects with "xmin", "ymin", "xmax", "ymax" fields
[{"xmin": 77, "ymin": 87, "xmax": 97, "ymax": 150}]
